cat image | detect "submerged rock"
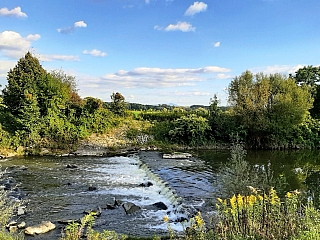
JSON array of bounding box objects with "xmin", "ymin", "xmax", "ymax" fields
[{"xmin": 24, "ymin": 221, "xmax": 56, "ymax": 235}]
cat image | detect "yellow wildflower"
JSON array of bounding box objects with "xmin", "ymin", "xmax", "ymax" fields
[
  {"xmin": 248, "ymin": 195, "xmax": 257, "ymax": 206},
  {"xmin": 195, "ymin": 212, "xmax": 204, "ymax": 227},
  {"xmin": 163, "ymin": 215, "xmax": 169, "ymax": 223},
  {"xmin": 230, "ymin": 195, "xmax": 237, "ymax": 209},
  {"xmin": 286, "ymin": 192, "xmax": 292, "ymax": 198},
  {"xmin": 237, "ymin": 194, "xmax": 244, "ymax": 208}
]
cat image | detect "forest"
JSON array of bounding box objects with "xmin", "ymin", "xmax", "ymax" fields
[{"xmin": 0, "ymin": 52, "xmax": 320, "ymax": 156}]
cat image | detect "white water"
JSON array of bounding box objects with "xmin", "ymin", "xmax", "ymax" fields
[{"xmin": 84, "ymin": 156, "xmax": 189, "ymax": 232}]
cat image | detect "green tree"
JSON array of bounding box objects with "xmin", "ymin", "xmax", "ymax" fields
[
  {"xmin": 109, "ymin": 92, "xmax": 128, "ymax": 116},
  {"xmin": 228, "ymin": 71, "xmax": 312, "ymax": 148},
  {"xmin": 15, "ymin": 91, "xmax": 41, "ymax": 146},
  {"xmin": 291, "ymin": 65, "xmax": 320, "ymax": 118},
  {"xmin": 2, "ymin": 52, "xmax": 46, "ymax": 116}
]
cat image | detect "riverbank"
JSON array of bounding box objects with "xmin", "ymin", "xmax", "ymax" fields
[{"xmin": 0, "ymin": 129, "xmax": 229, "ymax": 159}]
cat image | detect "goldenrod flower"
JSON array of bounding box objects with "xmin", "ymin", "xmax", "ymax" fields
[
  {"xmin": 248, "ymin": 195, "xmax": 257, "ymax": 206},
  {"xmin": 286, "ymin": 192, "xmax": 292, "ymax": 198},
  {"xmin": 230, "ymin": 195, "xmax": 237, "ymax": 209},
  {"xmin": 163, "ymin": 215, "xmax": 169, "ymax": 223},
  {"xmin": 195, "ymin": 212, "xmax": 204, "ymax": 227}
]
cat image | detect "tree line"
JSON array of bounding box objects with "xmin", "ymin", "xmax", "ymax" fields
[{"xmin": 0, "ymin": 52, "xmax": 319, "ymax": 153}]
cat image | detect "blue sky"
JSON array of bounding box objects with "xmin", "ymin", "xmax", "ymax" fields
[{"xmin": 0, "ymin": 0, "xmax": 319, "ymax": 106}]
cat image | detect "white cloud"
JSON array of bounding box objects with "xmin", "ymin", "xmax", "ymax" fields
[
  {"xmin": 0, "ymin": 6, "xmax": 27, "ymax": 18},
  {"xmin": 26, "ymin": 34, "xmax": 41, "ymax": 41},
  {"xmin": 216, "ymin": 73, "xmax": 232, "ymax": 79},
  {"xmin": 99, "ymin": 66, "xmax": 231, "ymax": 89},
  {"xmin": 74, "ymin": 21, "xmax": 87, "ymax": 28},
  {"xmin": 184, "ymin": 2, "xmax": 208, "ymax": 16},
  {"xmin": 164, "ymin": 21, "xmax": 195, "ymax": 32},
  {"xmin": 58, "ymin": 20, "xmax": 87, "ymax": 34},
  {"xmin": 213, "ymin": 41, "xmax": 220, "ymax": 47},
  {"xmin": 0, "ymin": 31, "xmax": 40, "ymax": 58},
  {"xmin": 38, "ymin": 54, "xmax": 79, "ymax": 62},
  {"xmin": 250, "ymin": 64, "xmax": 306, "ymax": 75},
  {"xmin": 0, "ymin": 60, "xmax": 15, "ymax": 78},
  {"xmin": 154, "ymin": 25, "xmax": 163, "ymax": 30},
  {"xmin": 82, "ymin": 49, "xmax": 106, "ymax": 57}
]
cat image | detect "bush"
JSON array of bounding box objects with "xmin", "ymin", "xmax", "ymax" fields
[{"xmin": 168, "ymin": 114, "xmax": 211, "ymax": 146}]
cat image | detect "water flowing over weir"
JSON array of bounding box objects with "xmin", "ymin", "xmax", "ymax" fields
[{"xmin": 1, "ymin": 152, "xmax": 217, "ymax": 239}]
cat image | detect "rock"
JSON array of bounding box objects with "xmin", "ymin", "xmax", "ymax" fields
[
  {"xmin": 114, "ymin": 199, "xmax": 123, "ymax": 206},
  {"xmin": 152, "ymin": 202, "xmax": 168, "ymax": 210},
  {"xmin": 66, "ymin": 164, "xmax": 78, "ymax": 169},
  {"xmin": 88, "ymin": 185, "xmax": 97, "ymax": 191},
  {"xmin": 84, "ymin": 207, "xmax": 102, "ymax": 217},
  {"xmin": 6, "ymin": 221, "xmax": 17, "ymax": 228},
  {"xmin": 9, "ymin": 226, "xmax": 18, "ymax": 232},
  {"xmin": 106, "ymin": 204, "xmax": 116, "ymax": 210},
  {"xmin": 122, "ymin": 202, "xmax": 141, "ymax": 214},
  {"xmin": 58, "ymin": 219, "xmax": 80, "ymax": 224},
  {"xmin": 40, "ymin": 149, "xmax": 50, "ymax": 155},
  {"xmin": 17, "ymin": 222, "xmax": 26, "ymax": 229},
  {"xmin": 138, "ymin": 181, "xmax": 153, "ymax": 187},
  {"xmin": 175, "ymin": 217, "xmax": 188, "ymax": 223},
  {"xmin": 17, "ymin": 207, "xmax": 25, "ymax": 216},
  {"xmin": 25, "ymin": 221, "xmax": 56, "ymax": 235},
  {"xmin": 163, "ymin": 153, "xmax": 192, "ymax": 159}
]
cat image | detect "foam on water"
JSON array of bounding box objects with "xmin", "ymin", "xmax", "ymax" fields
[{"xmin": 84, "ymin": 155, "xmax": 188, "ymax": 229}]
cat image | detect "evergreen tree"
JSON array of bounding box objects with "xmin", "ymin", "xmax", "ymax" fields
[{"xmin": 2, "ymin": 52, "xmax": 46, "ymax": 116}]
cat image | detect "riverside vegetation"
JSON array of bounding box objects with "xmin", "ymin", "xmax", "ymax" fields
[
  {"xmin": 1, "ymin": 53, "xmax": 320, "ymax": 155},
  {"xmin": 1, "ymin": 53, "xmax": 320, "ymax": 239}
]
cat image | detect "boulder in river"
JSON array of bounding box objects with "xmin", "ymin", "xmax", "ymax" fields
[
  {"xmin": 88, "ymin": 185, "xmax": 97, "ymax": 191},
  {"xmin": 138, "ymin": 181, "xmax": 153, "ymax": 187},
  {"xmin": 152, "ymin": 202, "xmax": 168, "ymax": 210},
  {"xmin": 24, "ymin": 221, "xmax": 56, "ymax": 235},
  {"xmin": 122, "ymin": 202, "xmax": 141, "ymax": 214}
]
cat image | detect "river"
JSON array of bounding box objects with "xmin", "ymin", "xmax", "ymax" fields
[{"xmin": 1, "ymin": 149, "xmax": 319, "ymax": 239}]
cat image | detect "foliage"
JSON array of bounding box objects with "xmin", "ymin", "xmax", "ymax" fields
[
  {"xmin": 2, "ymin": 52, "xmax": 46, "ymax": 117},
  {"xmin": 60, "ymin": 212, "xmax": 127, "ymax": 240},
  {"xmin": 109, "ymin": 92, "xmax": 128, "ymax": 116},
  {"xmin": 168, "ymin": 114, "xmax": 211, "ymax": 146},
  {"xmin": 215, "ymin": 188, "xmax": 303, "ymax": 239},
  {"xmin": 291, "ymin": 65, "xmax": 320, "ymax": 119},
  {"xmin": 228, "ymin": 71, "xmax": 313, "ymax": 148}
]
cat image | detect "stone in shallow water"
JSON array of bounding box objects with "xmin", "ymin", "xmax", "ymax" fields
[
  {"xmin": 122, "ymin": 202, "xmax": 141, "ymax": 214},
  {"xmin": 152, "ymin": 202, "xmax": 168, "ymax": 210},
  {"xmin": 24, "ymin": 221, "xmax": 56, "ymax": 235}
]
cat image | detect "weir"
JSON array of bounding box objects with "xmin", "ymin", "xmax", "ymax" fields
[{"xmin": 1, "ymin": 153, "xmax": 214, "ymax": 239}]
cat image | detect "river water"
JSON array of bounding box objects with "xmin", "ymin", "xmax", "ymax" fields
[{"xmin": 1, "ymin": 149, "xmax": 319, "ymax": 239}]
